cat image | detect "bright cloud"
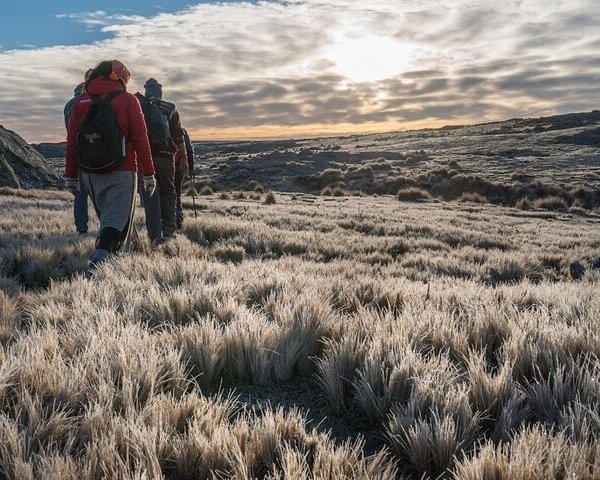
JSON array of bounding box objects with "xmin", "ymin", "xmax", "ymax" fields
[
  {"xmin": 55, "ymin": 11, "xmax": 146, "ymax": 29},
  {"xmin": 0, "ymin": 0, "xmax": 599, "ymax": 142}
]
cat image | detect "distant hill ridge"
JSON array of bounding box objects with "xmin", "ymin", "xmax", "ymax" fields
[
  {"xmin": 0, "ymin": 125, "xmax": 61, "ymax": 189},
  {"xmin": 31, "ymin": 110, "xmax": 600, "ymax": 159}
]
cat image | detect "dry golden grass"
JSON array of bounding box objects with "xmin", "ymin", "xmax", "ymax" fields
[{"xmin": 0, "ymin": 187, "xmax": 599, "ymax": 479}]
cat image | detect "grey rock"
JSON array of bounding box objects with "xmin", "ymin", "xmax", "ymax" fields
[{"xmin": 0, "ymin": 125, "xmax": 61, "ymax": 189}]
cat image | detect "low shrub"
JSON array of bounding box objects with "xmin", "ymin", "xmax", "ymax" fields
[
  {"xmin": 264, "ymin": 192, "xmax": 277, "ymax": 205},
  {"xmin": 252, "ymin": 182, "xmax": 266, "ymax": 194},
  {"xmin": 533, "ymin": 196, "xmax": 568, "ymax": 211},
  {"xmin": 460, "ymin": 192, "xmax": 488, "ymax": 203},
  {"xmin": 397, "ymin": 187, "xmax": 431, "ymax": 202},
  {"xmin": 515, "ymin": 198, "xmax": 532, "ymax": 210}
]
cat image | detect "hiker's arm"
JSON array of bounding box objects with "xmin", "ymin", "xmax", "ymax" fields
[
  {"xmin": 64, "ymin": 104, "xmax": 80, "ymax": 179},
  {"xmin": 63, "ymin": 100, "xmax": 71, "ymax": 130},
  {"xmin": 169, "ymin": 108, "xmax": 184, "ymax": 144},
  {"xmin": 170, "ymin": 108, "xmax": 186, "ymax": 164},
  {"xmin": 129, "ymin": 95, "xmax": 155, "ymax": 176}
]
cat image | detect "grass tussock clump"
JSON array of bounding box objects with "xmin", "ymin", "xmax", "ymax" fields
[
  {"xmin": 264, "ymin": 191, "xmax": 277, "ymax": 204},
  {"xmin": 397, "ymin": 187, "xmax": 431, "ymax": 202},
  {"xmin": 460, "ymin": 192, "xmax": 488, "ymax": 203},
  {"xmin": 532, "ymin": 195, "xmax": 569, "ymax": 211},
  {"xmin": 213, "ymin": 244, "xmax": 246, "ymax": 263}
]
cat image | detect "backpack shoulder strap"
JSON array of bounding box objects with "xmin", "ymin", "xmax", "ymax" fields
[{"xmin": 102, "ymin": 91, "xmax": 125, "ymax": 105}]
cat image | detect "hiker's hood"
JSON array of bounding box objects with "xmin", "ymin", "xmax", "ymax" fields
[
  {"xmin": 86, "ymin": 77, "xmax": 126, "ymax": 96},
  {"xmin": 73, "ymin": 82, "xmax": 85, "ymax": 96}
]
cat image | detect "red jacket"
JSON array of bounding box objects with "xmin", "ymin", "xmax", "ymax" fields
[{"xmin": 65, "ymin": 78, "xmax": 154, "ymax": 178}]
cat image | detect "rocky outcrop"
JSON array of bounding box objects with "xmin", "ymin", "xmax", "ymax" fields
[
  {"xmin": 32, "ymin": 142, "xmax": 66, "ymax": 159},
  {"xmin": 0, "ymin": 125, "xmax": 61, "ymax": 189}
]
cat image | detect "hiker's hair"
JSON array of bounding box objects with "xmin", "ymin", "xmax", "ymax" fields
[{"xmin": 86, "ymin": 61, "xmax": 127, "ymax": 90}]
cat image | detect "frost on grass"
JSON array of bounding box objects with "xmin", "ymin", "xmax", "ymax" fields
[{"xmin": 0, "ymin": 190, "xmax": 599, "ymax": 478}]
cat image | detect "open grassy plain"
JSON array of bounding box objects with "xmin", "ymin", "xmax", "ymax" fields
[{"xmin": 0, "ymin": 183, "xmax": 599, "ymax": 479}]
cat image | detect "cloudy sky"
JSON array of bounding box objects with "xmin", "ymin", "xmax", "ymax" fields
[{"xmin": 1, "ymin": 0, "xmax": 599, "ymax": 142}]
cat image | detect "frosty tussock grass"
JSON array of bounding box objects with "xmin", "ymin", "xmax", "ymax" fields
[{"xmin": 0, "ymin": 188, "xmax": 599, "ymax": 478}]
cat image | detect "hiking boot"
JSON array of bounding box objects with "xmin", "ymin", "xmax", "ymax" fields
[
  {"xmin": 83, "ymin": 249, "xmax": 109, "ymax": 278},
  {"xmin": 570, "ymin": 261, "xmax": 586, "ymax": 281},
  {"xmin": 151, "ymin": 236, "xmax": 165, "ymax": 249}
]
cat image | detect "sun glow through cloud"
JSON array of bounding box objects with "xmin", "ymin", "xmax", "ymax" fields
[{"xmin": 325, "ymin": 36, "xmax": 415, "ymax": 83}]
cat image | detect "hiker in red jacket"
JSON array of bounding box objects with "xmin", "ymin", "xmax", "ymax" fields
[{"xmin": 65, "ymin": 60, "xmax": 156, "ymax": 270}]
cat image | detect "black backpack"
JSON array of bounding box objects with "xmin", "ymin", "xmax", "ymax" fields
[
  {"xmin": 135, "ymin": 93, "xmax": 171, "ymax": 149},
  {"xmin": 76, "ymin": 91, "xmax": 126, "ymax": 173}
]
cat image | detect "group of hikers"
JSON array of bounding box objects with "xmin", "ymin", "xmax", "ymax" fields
[
  {"xmin": 63, "ymin": 60, "xmax": 194, "ymax": 271},
  {"xmin": 63, "ymin": 60, "xmax": 598, "ymax": 281}
]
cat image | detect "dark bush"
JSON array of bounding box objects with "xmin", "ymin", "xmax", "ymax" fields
[
  {"xmin": 569, "ymin": 187, "xmax": 600, "ymax": 209},
  {"xmin": 515, "ymin": 198, "xmax": 533, "ymax": 210},
  {"xmin": 249, "ymin": 180, "xmax": 265, "ymax": 193},
  {"xmin": 264, "ymin": 192, "xmax": 276, "ymax": 204}
]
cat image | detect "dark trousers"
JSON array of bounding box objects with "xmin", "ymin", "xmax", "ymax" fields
[
  {"xmin": 140, "ymin": 155, "xmax": 177, "ymax": 241},
  {"xmin": 74, "ymin": 172, "xmax": 89, "ymax": 233}
]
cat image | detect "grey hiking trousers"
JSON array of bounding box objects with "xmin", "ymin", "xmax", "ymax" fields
[{"xmin": 80, "ymin": 170, "xmax": 137, "ymax": 252}]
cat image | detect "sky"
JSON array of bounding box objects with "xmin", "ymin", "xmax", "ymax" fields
[{"xmin": 0, "ymin": 0, "xmax": 599, "ymax": 142}]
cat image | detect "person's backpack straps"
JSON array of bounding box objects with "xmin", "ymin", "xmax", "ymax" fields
[
  {"xmin": 76, "ymin": 90, "xmax": 127, "ymax": 173},
  {"xmin": 98, "ymin": 90, "xmax": 124, "ymax": 106},
  {"xmin": 136, "ymin": 92, "xmax": 172, "ymax": 150}
]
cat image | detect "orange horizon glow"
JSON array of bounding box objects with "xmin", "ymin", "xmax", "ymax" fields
[{"xmin": 32, "ymin": 118, "xmax": 470, "ymax": 144}]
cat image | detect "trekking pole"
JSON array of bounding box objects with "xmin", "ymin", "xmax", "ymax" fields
[{"xmin": 190, "ymin": 170, "xmax": 198, "ymax": 219}]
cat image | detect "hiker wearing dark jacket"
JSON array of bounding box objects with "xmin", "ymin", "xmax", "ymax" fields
[
  {"xmin": 137, "ymin": 77, "xmax": 186, "ymax": 245},
  {"xmin": 64, "ymin": 81, "xmax": 90, "ymax": 234},
  {"xmin": 175, "ymin": 128, "xmax": 195, "ymax": 229},
  {"xmin": 65, "ymin": 60, "xmax": 155, "ymax": 269}
]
